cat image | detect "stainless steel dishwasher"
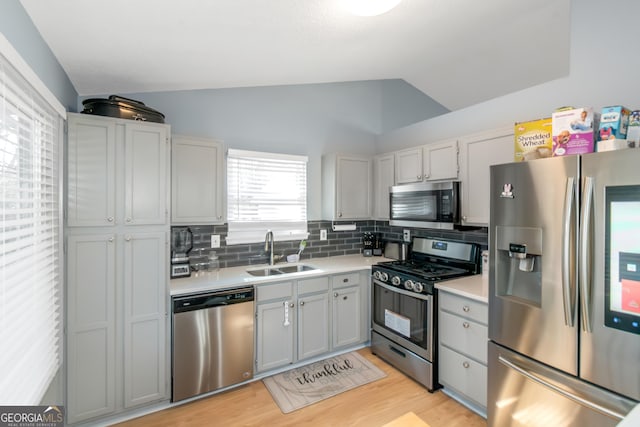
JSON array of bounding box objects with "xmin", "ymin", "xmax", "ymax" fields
[{"xmin": 172, "ymin": 286, "xmax": 254, "ymax": 402}]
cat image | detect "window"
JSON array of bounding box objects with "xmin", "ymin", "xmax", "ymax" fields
[
  {"xmin": 226, "ymin": 149, "xmax": 308, "ymax": 245},
  {"xmin": 0, "ymin": 35, "xmax": 65, "ymax": 404}
]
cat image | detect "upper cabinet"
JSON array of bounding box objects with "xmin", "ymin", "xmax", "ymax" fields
[
  {"xmin": 322, "ymin": 154, "xmax": 372, "ymax": 220},
  {"xmin": 373, "ymin": 154, "xmax": 394, "ymax": 220},
  {"xmin": 459, "ymin": 127, "xmax": 514, "ymax": 226},
  {"xmin": 67, "ymin": 113, "xmax": 169, "ymax": 227},
  {"xmin": 395, "ymin": 139, "xmax": 459, "ymax": 184},
  {"xmin": 171, "ymin": 135, "xmax": 224, "ymax": 224}
]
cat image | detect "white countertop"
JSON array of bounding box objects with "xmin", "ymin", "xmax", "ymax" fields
[
  {"xmin": 170, "ymin": 254, "xmax": 394, "ymax": 296},
  {"xmin": 435, "ymin": 273, "xmax": 488, "ymax": 303}
]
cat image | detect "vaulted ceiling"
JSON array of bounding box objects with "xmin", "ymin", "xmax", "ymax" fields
[{"xmin": 20, "ymin": 0, "xmax": 570, "ymax": 111}]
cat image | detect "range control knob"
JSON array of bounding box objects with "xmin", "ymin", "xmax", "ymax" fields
[
  {"xmin": 413, "ymin": 282, "xmax": 424, "ymax": 293},
  {"xmin": 379, "ymin": 271, "xmax": 389, "ymax": 282},
  {"xmin": 373, "ymin": 271, "xmax": 382, "ymax": 280},
  {"xmin": 404, "ymin": 279, "xmax": 415, "ymax": 291},
  {"xmin": 391, "ymin": 276, "xmax": 402, "ymax": 286}
]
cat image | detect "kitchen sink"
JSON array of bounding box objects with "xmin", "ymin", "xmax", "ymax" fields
[{"xmin": 246, "ymin": 264, "xmax": 316, "ymax": 276}]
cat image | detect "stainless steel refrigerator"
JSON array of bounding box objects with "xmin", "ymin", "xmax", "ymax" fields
[{"xmin": 488, "ymin": 149, "xmax": 640, "ymax": 426}]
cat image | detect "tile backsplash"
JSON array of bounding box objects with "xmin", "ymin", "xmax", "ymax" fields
[{"xmin": 177, "ymin": 220, "xmax": 487, "ymax": 271}]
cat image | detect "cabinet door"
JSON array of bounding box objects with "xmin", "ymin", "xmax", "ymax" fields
[
  {"xmin": 373, "ymin": 154, "xmax": 394, "ymax": 220},
  {"xmin": 336, "ymin": 156, "xmax": 371, "ymax": 219},
  {"xmin": 395, "ymin": 147, "xmax": 422, "ymax": 184},
  {"xmin": 459, "ymin": 128, "xmax": 514, "ymax": 225},
  {"xmin": 67, "ymin": 234, "xmax": 117, "ymax": 424},
  {"xmin": 124, "ymin": 123, "xmax": 168, "ymax": 225},
  {"xmin": 332, "ymin": 285, "xmax": 363, "ymax": 349},
  {"xmin": 297, "ymin": 292, "xmax": 330, "ymax": 360},
  {"xmin": 123, "ymin": 231, "xmax": 168, "ymax": 408},
  {"xmin": 67, "ymin": 115, "xmax": 116, "ymax": 227},
  {"xmin": 256, "ymin": 299, "xmax": 295, "ymax": 372},
  {"xmin": 171, "ymin": 136, "xmax": 224, "ymax": 224},
  {"xmin": 439, "ymin": 345, "xmax": 488, "ymax": 408},
  {"xmin": 424, "ymin": 139, "xmax": 458, "ymax": 181}
]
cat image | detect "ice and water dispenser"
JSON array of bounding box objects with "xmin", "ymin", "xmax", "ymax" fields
[{"xmin": 495, "ymin": 226, "xmax": 543, "ymax": 307}]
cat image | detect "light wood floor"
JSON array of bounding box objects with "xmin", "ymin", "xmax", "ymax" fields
[{"xmin": 115, "ymin": 349, "xmax": 487, "ymax": 427}]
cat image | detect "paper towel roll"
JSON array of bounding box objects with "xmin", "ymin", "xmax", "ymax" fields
[{"xmin": 332, "ymin": 223, "xmax": 357, "ymax": 231}]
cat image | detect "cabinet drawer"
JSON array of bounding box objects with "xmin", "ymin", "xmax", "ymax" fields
[
  {"xmin": 332, "ymin": 272, "xmax": 360, "ymax": 289},
  {"xmin": 298, "ymin": 276, "xmax": 329, "ymax": 295},
  {"xmin": 439, "ymin": 291, "xmax": 487, "ymax": 324},
  {"xmin": 257, "ymin": 281, "xmax": 294, "ymax": 302},
  {"xmin": 439, "ymin": 311, "xmax": 488, "ymax": 364},
  {"xmin": 438, "ymin": 345, "xmax": 487, "ymax": 408}
]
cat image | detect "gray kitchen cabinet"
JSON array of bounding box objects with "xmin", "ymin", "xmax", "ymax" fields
[
  {"xmin": 297, "ymin": 277, "xmax": 330, "ymax": 360},
  {"xmin": 322, "ymin": 154, "xmax": 372, "ymax": 220},
  {"xmin": 438, "ymin": 290, "xmax": 488, "ymax": 415},
  {"xmin": 171, "ymin": 135, "xmax": 224, "ymax": 224},
  {"xmin": 255, "ymin": 281, "xmax": 296, "ymax": 372},
  {"xmin": 67, "ymin": 113, "xmax": 169, "ymax": 227},
  {"xmin": 458, "ymin": 127, "xmax": 513, "ymax": 226},
  {"xmin": 394, "ymin": 139, "xmax": 458, "ymax": 184},
  {"xmin": 373, "ymin": 153, "xmax": 394, "ymax": 220},
  {"xmin": 66, "ymin": 230, "xmax": 168, "ymax": 423},
  {"xmin": 331, "ymin": 272, "xmax": 368, "ymax": 349},
  {"xmin": 255, "ymin": 271, "xmax": 368, "ymax": 373},
  {"xmin": 67, "ymin": 233, "xmax": 117, "ymax": 423},
  {"xmin": 66, "ymin": 113, "xmax": 170, "ymax": 424}
]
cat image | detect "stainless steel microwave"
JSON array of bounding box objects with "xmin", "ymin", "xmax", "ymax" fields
[{"xmin": 389, "ymin": 181, "xmax": 461, "ymax": 229}]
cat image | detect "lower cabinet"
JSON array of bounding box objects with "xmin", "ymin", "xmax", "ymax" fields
[
  {"xmin": 255, "ymin": 270, "xmax": 369, "ymax": 373},
  {"xmin": 438, "ymin": 290, "xmax": 488, "ymax": 415},
  {"xmin": 66, "ymin": 231, "xmax": 168, "ymax": 424}
]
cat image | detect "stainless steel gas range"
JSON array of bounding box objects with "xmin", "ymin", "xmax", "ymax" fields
[{"xmin": 371, "ymin": 237, "xmax": 480, "ymax": 391}]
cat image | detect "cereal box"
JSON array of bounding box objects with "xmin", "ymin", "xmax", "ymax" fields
[
  {"xmin": 514, "ymin": 118, "xmax": 553, "ymax": 161},
  {"xmin": 598, "ymin": 106, "xmax": 631, "ymax": 141},
  {"xmin": 552, "ymin": 107, "xmax": 596, "ymax": 156},
  {"xmin": 624, "ymin": 110, "xmax": 640, "ymax": 148}
]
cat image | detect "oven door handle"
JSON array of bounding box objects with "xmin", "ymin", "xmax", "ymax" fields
[{"xmin": 373, "ymin": 280, "xmax": 431, "ymax": 301}]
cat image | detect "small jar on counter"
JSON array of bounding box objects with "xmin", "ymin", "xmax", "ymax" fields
[{"xmin": 207, "ymin": 251, "xmax": 220, "ymax": 271}]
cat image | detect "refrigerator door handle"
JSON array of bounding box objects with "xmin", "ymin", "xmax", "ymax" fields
[
  {"xmin": 580, "ymin": 176, "xmax": 594, "ymax": 333},
  {"xmin": 562, "ymin": 176, "xmax": 577, "ymax": 327},
  {"xmin": 498, "ymin": 354, "xmax": 628, "ymax": 421}
]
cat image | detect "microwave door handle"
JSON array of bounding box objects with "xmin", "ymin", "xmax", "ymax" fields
[
  {"xmin": 579, "ymin": 176, "xmax": 594, "ymax": 333},
  {"xmin": 562, "ymin": 177, "xmax": 577, "ymax": 327}
]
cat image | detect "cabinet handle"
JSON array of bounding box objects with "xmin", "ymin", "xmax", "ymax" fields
[
  {"xmin": 107, "ymin": 216, "xmax": 114, "ymax": 222},
  {"xmin": 289, "ymin": 302, "xmax": 295, "ymax": 308},
  {"xmin": 334, "ymin": 292, "xmax": 339, "ymax": 298},
  {"xmin": 299, "ymin": 300, "xmax": 305, "ymax": 306},
  {"xmin": 462, "ymin": 322, "xmax": 470, "ymax": 328},
  {"xmin": 417, "ymin": 175, "xmax": 422, "ymax": 180},
  {"xmin": 125, "ymin": 236, "xmax": 131, "ymax": 242},
  {"xmin": 217, "ymin": 215, "xmax": 222, "ymax": 220},
  {"xmin": 424, "ymin": 173, "xmax": 430, "ymax": 179},
  {"xmin": 108, "ymin": 237, "xmax": 114, "ymax": 242},
  {"xmin": 462, "ymin": 305, "xmax": 470, "ymax": 312},
  {"xmin": 343, "ymin": 296, "xmax": 348, "ymax": 300},
  {"xmin": 463, "ymin": 361, "xmax": 470, "ymax": 369},
  {"xmin": 126, "ymin": 217, "xmax": 132, "ymax": 223},
  {"xmin": 343, "ymin": 278, "xmax": 349, "ymax": 283},
  {"xmin": 338, "ymin": 212, "xmax": 343, "ymax": 218},
  {"xmin": 462, "ymin": 215, "xmax": 467, "ymax": 222}
]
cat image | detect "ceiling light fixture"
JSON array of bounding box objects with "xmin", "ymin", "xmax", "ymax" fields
[{"xmin": 344, "ymin": 0, "xmax": 402, "ymax": 17}]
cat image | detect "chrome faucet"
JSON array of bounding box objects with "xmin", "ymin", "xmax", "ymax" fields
[{"xmin": 264, "ymin": 230, "xmax": 274, "ymax": 265}]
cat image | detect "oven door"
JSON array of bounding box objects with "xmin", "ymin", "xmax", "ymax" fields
[{"xmin": 372, "ymin": 279, "xmax": 434, "ymax": 361}]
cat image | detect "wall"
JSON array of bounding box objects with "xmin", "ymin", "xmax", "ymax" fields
[
  {"xmin": 376, "ymin": 0, "xmax": 640, "ymax": 152},
  {"xmin": 185, "ymin": 220, "xmax": 487, "ymax": 271},
  {"xmin": 89, "ymin": 79, "xmax": 447, "ymax": 220},
  {"xmin": 0, "ymin": 1, "xmax": 77, "ymax": 110}
]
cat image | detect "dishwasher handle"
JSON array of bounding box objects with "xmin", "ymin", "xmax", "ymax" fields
[{"xmin": 173, "ymin": 286, "xmax": 254, "ymax": 313}]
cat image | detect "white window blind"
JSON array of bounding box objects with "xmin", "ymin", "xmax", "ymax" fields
[
  {"xmin": 227, "ymin": 149, "xmax": 308, "ymax": 245},
  {"xmin": 0, "ymin": 39, "xmax": 64, "ymax": 404}
]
